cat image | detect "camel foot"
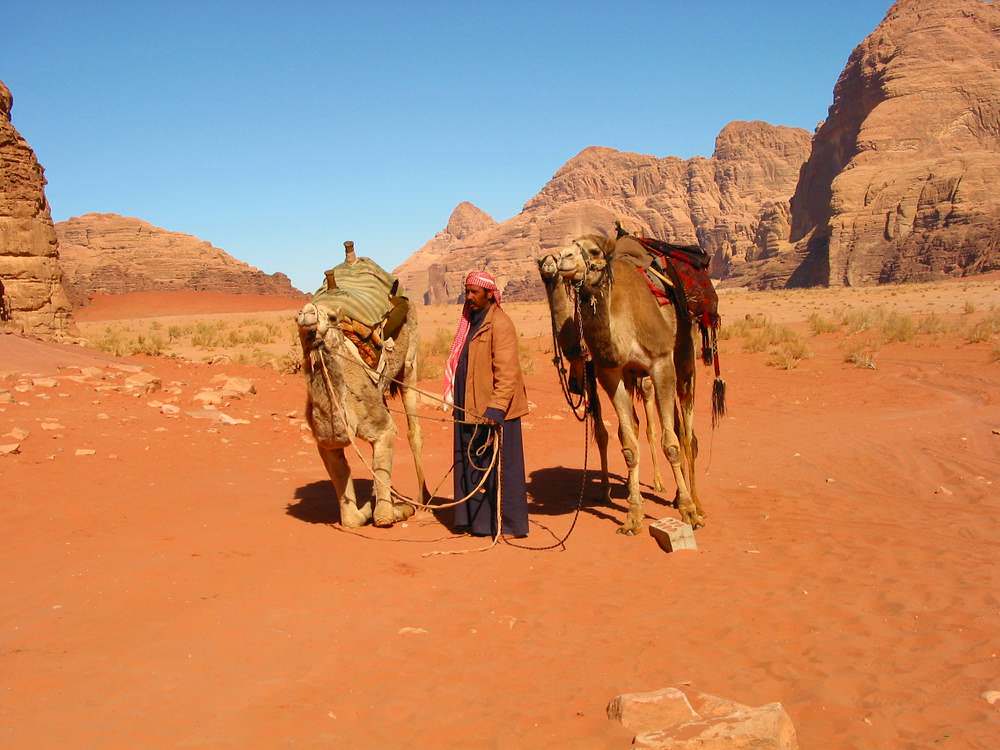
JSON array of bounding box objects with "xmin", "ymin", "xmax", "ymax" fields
[
  {"xmin": 678, "ymin": 502, "xmax": 705, "ymax": 530},
  {"xmin": 393, "ymin": 502, "xmax": 414, "ymax": 522},
  {"xmin": 373, "ymin": 500, "xmax": 395, "ymax": 527},
  {"xmin": 654, "ymin": 478, "xmax": 666, "ymax": 493},
  {"xmin": 616, "ymin": 526, "xmax": 640, "ymax": 536},
  {"xmin": 340, "ymin": 502, "xmax": 369, "ymax": 528}
]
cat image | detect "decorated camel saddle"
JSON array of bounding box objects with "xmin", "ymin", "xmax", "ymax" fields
[
  {"xmin": 309, "ymin": 241, "xmax": 409, "ymax": 379},
  {"xmin": 613, "ymin": 225, "xmax": 720, "ymax": 367}
]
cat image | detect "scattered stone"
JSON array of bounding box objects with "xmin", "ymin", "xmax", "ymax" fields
[
  {"xmin": 397, "ymin": 627, "xmax": 428, "ymax": 635},
  {"xmin": 631, "ymin": 702, "xmax": 798, "ymax": 749},
  {"xmin": 218, "ymin": 413, "xmax": 250, "ymax": 426},
  {"xmin": 0, "ymin": 392, "xmax": 13, "ymax": 404},
  {"xmin": 607, "ymin": 688, "xmax": 698, "ymax": 733},
  {"xmin": 991, "ymin": 428, "xmax": 999, "ymax": 436},
  {"xmin": 0, "ymin": 443, "xmax": 21, "ymax": 455},
  {"xmin": 193, "ymin": 390, "xmax": 224, "ymax": 406},
  {"xmin": 935, "ymin": 485, "xmax": 954, "ymax": 496},
  {"xmin": 286, "ymin": 410, "xmax": 297, "ymax": 418},
  {"xmin": 147, "ymin": 400, "xmax": 164, "ymax": 408},
  {"xmin": 31, "ymin": 377, "xmax": 58, "ymax": 388},
  {"xmin": 4, "ymin": 427, "xmax": 29, "ymax": 441},
  {"xmin": 14, "ymin": 384, "xmax": 31, "ymax": 393},
  {"xmin": 109, "ymin": 364, "xmax": 143, "ymax": 374},
  {"xmin": 153, "ymin": 427, "xmax": 167, "ymax": 433},
  {"xmin": 649, "ymin": 518, "xmax": 697, "ymax": 553},
  {"xmin": 96, "ymin": 413, "xmax": 110, "ymax": 420},
  {"xmin": 74, "ymin": 448, "xmax": 96, "ymax": 456},
  {"xmin": 124, "ymin": 371, "xmax": 161, "ymax": 393},
  {"xmin": 40, "ymin": 423, "xmax": 65, "ymax": 431},
  {"xmin": 160, "ymin": 404, "xmax": 180, "ymax": 415},
  {"xmin": 825, "ymin": 478, "xmax": 835, "ymax": 484},
  {"xmin": 982, "ymin": 690, "xmax": 1000, "ymax": 706},
  {"xmin": 219, "ymin": 376, "xmax": 256, "ymax": 398},
  {"xmin": 79, "ymin": 367, "xmax": 104, "ymax": 379}
]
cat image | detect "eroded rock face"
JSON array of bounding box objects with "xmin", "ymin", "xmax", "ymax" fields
[
  {"xmin": 56, "ymin": 213, "xmax": 301, "ymax": 305},
  {"xmin": 395, "ymin": 122, "xmax": 810, "ymax": 303},
  {"xmin": 775, "ymin": 0, "xmax": 1000, "ymax": 287},
  {"xmin": 0, "ymin": 79, "xmax": 73, "ymax": 336}
]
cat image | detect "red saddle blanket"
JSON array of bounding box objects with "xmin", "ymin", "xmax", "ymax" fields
[{"xmin": 634, "ymin": 236, "xmax": 719, "ymax": 329}]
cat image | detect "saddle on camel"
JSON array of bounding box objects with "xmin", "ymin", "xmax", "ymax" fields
[
  {"xmin": 310, "ymin": 240, "xmax": 410, "ymax": 384},
  {"xmin": 612, "ymin": 222, "xmax": 725, "ymax": 421}
]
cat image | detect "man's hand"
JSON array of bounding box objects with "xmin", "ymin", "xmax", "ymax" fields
[{"xmin": 482, "ymin": 407, "xmax": 506, "ymax": 426}]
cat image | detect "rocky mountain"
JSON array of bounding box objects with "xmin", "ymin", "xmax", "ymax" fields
[
  {"xmin": 395, "ymin": 121, "xmax": 811, "ymax": 303},
  {"xmin": 754, "ymin": 0, "xmax": 1000, "ymax": 287},
  {"xmin": 56, "ymin": 213, "xmax": 301, "ymax": 306},
  {"xmin": 0, "ymin": 79, "xmax": 73, "ymax": 336}
]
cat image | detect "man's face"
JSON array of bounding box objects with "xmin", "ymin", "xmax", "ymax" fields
[{"xmin": 465, "ymin": 285, "xmax": 493, "ymax": 311}]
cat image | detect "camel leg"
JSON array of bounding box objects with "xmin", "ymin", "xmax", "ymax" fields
[
  {"xmin": 640, "ymin": 377, "xmax": 666, "ymax": 492},
  {"xmin": 650, "ymin": 361, "xmax": 701, "ymax": 529},
  {"xmin": 587, "ymin": 367, "xmax": 612, "ymax": 503},
  {"xmin": 371, "ymin": 420, "xmax": 412, "ymax": 527},
  {"xmin": 401, "ymin": 381, "xmax": 431, "ymax": 504},
  {"xmin": 598, "ymin": 369, "xmax": 644, "ymax": 536},
  {"xmin": 675, "ymin": 323, "xmax": 704, "ymax": 520},
  {"xmin": 317, "ymin": 445, "xmax": 371, "ymax": 528}
]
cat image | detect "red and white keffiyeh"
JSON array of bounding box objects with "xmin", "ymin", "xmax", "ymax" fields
[{"xmin": 442, "ymin": 270, "xmax": 502, "ymax": 408}]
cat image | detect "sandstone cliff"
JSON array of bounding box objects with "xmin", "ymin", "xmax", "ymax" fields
[
  {"xmin": 0, "ymin": 79, "xmax": 73, "ymax": 336},
  {"xmin": 56, "ymin": 213, "xmax": 301, "ymax": 306},
  {"xmin": 768, "ymin": 0, "xmax": 1000, "ymax": 287},
  {"xmin": 395, "ymin": 121, "xmax": 810, "ymax": 303}
]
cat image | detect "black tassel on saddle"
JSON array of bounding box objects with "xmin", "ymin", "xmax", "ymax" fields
[{"xmin": 710, "ymin": 324, "xmax": 726, "ymax": 427}]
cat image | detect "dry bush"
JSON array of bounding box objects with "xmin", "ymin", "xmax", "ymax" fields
[
  {"xmin": 963, "ymin": 300, "xmax": 977, "ymax": 315},
  {"xmin": 844, "ymin": 344, "xmax": 878, "ymax": 370},
  {"xmin": 93, "ymin": 326, "xmax": 166, "ymax": 357},
  {"xmin": 991, "ymin": 343, "xmax": 1000, "ymax": 363},
  {"xmin": 765, "ymin": 338, "xmax": 811, "ymax": 370},
  {"xmin": 916, "ymin": 312, "xmax": 948, "ymax": 336},
  {"xmin": 519, "ymin": 347, "xmax": 536, "ymax": 376},
  {"xmin": 743, "ymin": 322, "xmax": 798, "ymax": 353},
  {"xmin": 879, "ymin": 311, "xmax": 916, "ymax": 343},
  {"xmin": 965, "ymin": 311, "xmax": 1000, "ymax": 344},
  {"xmin": 839, "ymin": 306, "xmax": 885, "ymax": 334},
  {"xmin": 807, "ymin": 312, "xmax": 839, "ymax": 335}
]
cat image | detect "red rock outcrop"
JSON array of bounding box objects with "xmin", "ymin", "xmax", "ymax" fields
[
  {"xmin": 395, "ymin": 122, "xmax": 810, "ymax": 303},
  {"xmin": 0, "ymin": 79, "xmax": 73, "ymax": 336},
  {"xmin": 767, "ymin": 0, "xmax": 1000, "ymax": 287},
  {"xmin": 56, "ymin": 213, "xmax": 301, "ymax": 306}
]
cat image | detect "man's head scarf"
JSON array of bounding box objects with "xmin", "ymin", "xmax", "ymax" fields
[{"xmin": 442, "ymin": 271, "xmax": 502, "ymax": 407}]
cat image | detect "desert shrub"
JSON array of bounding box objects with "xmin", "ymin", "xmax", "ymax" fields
[
  {"xmin": 519, "ymin": 347, "xmax": 535, "ymax": 376},
  {"xmin": 839, "ymin": 306, "xmax": 885, "ymax": 334},
  {"xmin": 916, "ymin": 313, "xmax": 947, "ymax": 336},
  {"xmin": 844, "ymin": 345, "xmax": 877, "ymax": 370},
  {"xmin": 743, "ymin": 322, "xmax": 797, "ymax": 353},
  {"xmin": 807, "ymin": 312, "xmax": 839, "ymax": 335},
  {"xmin": 965, "ymin": 311, "xmax": 1000, "ymax": 344},
  {"xmin": 963, "ymin": 300, "xmax": 977, "ymax": 315},
  {"xmin": 765, "ymin": 338, "xmax": 811, "ymax": 370},
  {"xmin": 991, "ymin": 343, "xmax": 1000, "ymax": 363},
  {"xmin": 879, "ymin": 311, "xmax": 915, "ymax": 343}
]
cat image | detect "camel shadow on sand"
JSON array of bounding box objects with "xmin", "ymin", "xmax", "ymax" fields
[
  {"xmin": 286, "ymin": 479, "xmax": 375, "ymax": 525},
  {"xmin": 526, "ymin": 466, "xmax": 672, "ymax": 525}
]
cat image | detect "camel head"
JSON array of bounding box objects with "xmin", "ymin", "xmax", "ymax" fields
[
  {"xmin": 537, "ymin": 253, "xmax": 560, "ymax": 283},
  {"xmin": 558, "ymin": 235, "xmax": 614, "ymax": 288},
  {"xmin": 296, "ymin": 302, "xmax": 352, "ymax": 448}
]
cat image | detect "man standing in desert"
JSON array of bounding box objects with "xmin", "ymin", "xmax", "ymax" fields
[{"xmin": 443, "ymin": 271, "xmax": 529, "ymax": 538}]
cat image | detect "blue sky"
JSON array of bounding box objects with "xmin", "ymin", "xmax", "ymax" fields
[{"xmin": 3, "ymin": 1, "xmax": 891, "ymax": 291}]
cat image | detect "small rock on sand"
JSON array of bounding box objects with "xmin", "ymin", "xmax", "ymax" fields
[
  {"xmin": 31, "ymin": 377, "xmax": 58, "ymax": 388},
  {"xmin": 40, "ymin": 423, "xmax": 65, "ymax": 431},
  {"xmin": 0, "ymin": 443, "xmax": 21, "ymax": 455},
  {"xmin": 4, "ymin": 427, "xmax": 29, "ymax": 441},
  {"xmin": 397, "ymin": 627, "xmax": 428, "ymax": 635},
  {"xmin": 983, "ymin": 690, "xmax": 1000, "ymax": 706},
  {"xmin": 124, "ymin": 372, "xmax": 161, "ymax": 393},
  {"xmin": 74, "ymin": 448, "xmax": 96, "ymax": 456}
]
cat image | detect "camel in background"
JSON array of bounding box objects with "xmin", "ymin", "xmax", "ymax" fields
[
  {"xmin": 557, "ymin": 236, "xmax": 705, "ymax": 533},
  {"xmin": 537, "ymin": 254, "xmax": 667, "ymax": 501}
]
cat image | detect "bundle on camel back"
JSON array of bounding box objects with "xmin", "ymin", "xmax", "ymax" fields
[
  {"xmin": 296, "ymin": 241, "xmax": 430, "ymax": 528},
  {"xmin": 613, "ymin": 222, "xmax": 726, "ymax": 425}
]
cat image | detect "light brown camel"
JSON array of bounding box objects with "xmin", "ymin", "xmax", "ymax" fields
[
  {"xmin": 557, "ymin": 236, "xmax": 705, "ymax": 533},
  {"xmin": 296, "ymin": 300, "xmax": 430, "ymax": 528},
  {"xmin": 537, "ymin": 254, "xmax": 667, "ymax": 499}
]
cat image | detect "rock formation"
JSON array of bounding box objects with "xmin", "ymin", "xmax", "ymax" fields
[
  {"xmin": 0, "ymin": 79, "xmax": 73, "ymax": 336},
  {"xmin": 395, "ymin": 122, "xmax": 810, "ymax": 303},
  {"xmin": 56, "ymin": 213, "xmax": 301, "ymax": 305},
  {"xmin": 766, "ymin": 0, "xmax": 1000, "ymax": 287}
]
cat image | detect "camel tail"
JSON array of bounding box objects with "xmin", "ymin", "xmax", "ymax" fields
[{"xmin": 710, "ymin": 322, "xmax": 726, "ymax": 428}]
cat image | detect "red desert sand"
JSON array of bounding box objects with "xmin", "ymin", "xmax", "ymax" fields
[{"xmin": 2, "ymin": 289, "xmax": 999, "ymax": 749}]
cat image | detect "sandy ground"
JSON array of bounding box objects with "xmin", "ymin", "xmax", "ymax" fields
[{"xmin": 2, "ymin": 280, "xmax": 1000, "ymax": 749}]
